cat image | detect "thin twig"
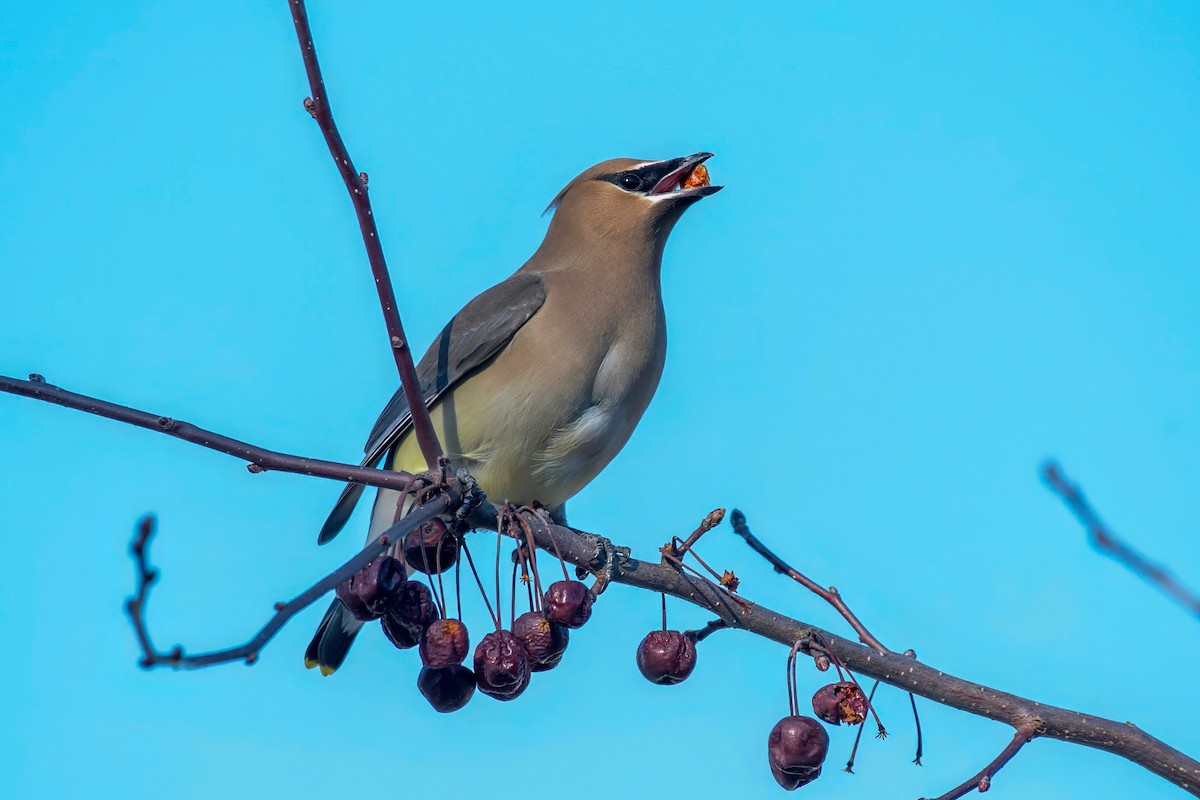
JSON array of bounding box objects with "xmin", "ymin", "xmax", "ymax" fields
[
  {"xmin": 919, "ymin": 723, "xmax": 1039, "ymax": 800},
  {"xmin": 666, "ymin": 507, "xmax": 726, "ymax": 559},
  {"xmin": 288, "ymin": 0, "xmax": 441, "ymax": 470},
  {"xmin": 124, "ymin": 495, "xmax": 452, "ymax": 669},
  {"xmin": 1042, "ymin": 460, "xmax": 1200, "ymax": 619},
  {"xmin": 683, "ymin": 618, "xmax": 729, "ymax": 644},
  {"xmin": 729, "ymin": 508, "xmax": 890, "ymax": 654}
]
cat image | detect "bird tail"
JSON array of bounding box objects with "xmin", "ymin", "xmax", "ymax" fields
[
  {"xmin": 304, "ymin": 598, "xmax": 364, "ymax": 676},
  {"xmin": 307, "ymin": 483, "xmax": 410, "ymax": 676}
]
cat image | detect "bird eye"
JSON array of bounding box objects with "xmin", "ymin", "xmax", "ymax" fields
[{"xmin": 619, "ymin": 174, "xmax": 642, "ymax": 191}]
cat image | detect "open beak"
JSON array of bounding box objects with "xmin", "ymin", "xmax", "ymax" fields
[{"xmin": 648, "ymin": 152, "xmax": 722, "ymax": 198}]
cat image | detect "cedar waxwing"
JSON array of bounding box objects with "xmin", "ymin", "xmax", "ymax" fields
[{"xmin": 306, "ymin": 153, "xmax": 721, "ymax": 675}]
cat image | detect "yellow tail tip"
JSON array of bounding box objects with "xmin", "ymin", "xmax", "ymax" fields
[
  {"xmin": 304, "ymin": 657, "xmax": 318, "ymax": 670},
  {"xmin": 319, "ymin": 664, "xmax": 337, "ymax": 677}
]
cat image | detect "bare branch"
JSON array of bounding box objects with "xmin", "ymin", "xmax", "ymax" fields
[
  {"xmin": 729, "ymin": 508, "xmax": 891, "ymax": 654},
  {"xmin": 3, "ymin": 378, "xmax": 1198, "ymax": 794},
  {"xmin": 919, "ymin": 722, "xmax": 1039, "ymax": 800},
  {"xmin": 1042, "ymin": 460, "xmax": 1200, "ymax": 619},
  {"xmin": 125, "ymin": 493, "xmax": 456, "ymax": 669},
  {"xmin": 0, "ymin": 374, "xmax": 416, "ymax": 491},
  {"xmin": 288, "ymin": 0, "xmax": 442, "ymax": 469}
]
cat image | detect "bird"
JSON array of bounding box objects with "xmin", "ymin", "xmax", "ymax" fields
[{"xmin": 305, "ymin": 152, "xmax": 721, "ymax": 675}]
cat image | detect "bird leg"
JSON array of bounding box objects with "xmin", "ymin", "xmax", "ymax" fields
[{"xmin": 572, "ymin": 531, "xmax": 630, "ymax": 595}]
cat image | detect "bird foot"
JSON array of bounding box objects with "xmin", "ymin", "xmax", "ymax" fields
[{"xmin": 574, "ymin": 532, "xmax": 629, "ymax": 595}]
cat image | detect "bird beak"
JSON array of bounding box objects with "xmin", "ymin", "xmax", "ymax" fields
[{"xmin": 647, "ymin": 152, "xmax": 723, "ymax": 199}]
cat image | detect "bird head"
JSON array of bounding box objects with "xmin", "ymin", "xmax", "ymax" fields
[{"xmin": 541, "ymin": 153, "xmax": 721, "ymax": 253}]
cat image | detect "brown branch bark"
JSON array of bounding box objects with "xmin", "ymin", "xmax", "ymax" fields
[
  {"xmin": 3, "ymin": 380, "xmax": 1199, "ymax": 795},
  {"xmin": 1042, "ymin": 460, "xmax": 1200, "ymax": 619},
  {"xmin": 0, "ymin": 374, "xmax": 416, "ymax": 491},
  {"xmin": 288, "ymin": 0, "xmax": 441, "ymax": 469},
  {"xmin": 467, "ymin": 504, "xmax": 1200, "ymax": 796}
]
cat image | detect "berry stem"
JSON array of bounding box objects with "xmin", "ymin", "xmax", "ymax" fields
[
  {"xmin": 494, "ymin": 524, "xmax": 503, "ymax": 631},
  {"xmin": 460, "ymin": 539, "xmax": 499, "ymax": 630},
  {"xmin": 910, "ymin": 691, "xmax": 924, "ymax": 766},
  {"xmin": 454, "ymin": 546, "xmax": 462, "ymax": 620},
  {"xmin": 844, "ymin": 680, "xmax": 881, "ymax": 774}
]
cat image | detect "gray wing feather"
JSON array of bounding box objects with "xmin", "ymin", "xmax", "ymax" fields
[{"xmin": 317, "ymin": 271, "xmax": 546, "ymax": 544}]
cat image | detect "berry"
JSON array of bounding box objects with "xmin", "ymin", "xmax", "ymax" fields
[
  {"xmin": 335, "ymin": 556, "xmax": 405, "ymax": 621},
  {"xmin": 543, "ymin": 580, "xmax": 594, "ymax": 629},
  {"xmin": 474, "ymin": 630, "xmax": 531, "ymax": 701},
  {"xmin": 417, "ymin": 665, "xmax": 476, "ymax": 713},
  {"xmin": 403, "ymin": 519, "xmax": 458, "ymax": 575},
  {"xmin": 512, "ymin": 611, "xmax": 569, "ymax": 672},
  {"xmin": 419, "ymin": 618, "xmax": 470, "ymax": 669},
  {"xmin": 811, "ymin": 681, "xmax": 867, "ymax": 726},
  {"xmin": 381, "ymin": 581, "xmax": 439, "ymax": 649},
  {"xmin": 636, "ymin": 630, "xmax": 697, "ymax": 685},
  {"xmin": 767, "ymin": 716, "xmax": 829, "ymax": 790}
]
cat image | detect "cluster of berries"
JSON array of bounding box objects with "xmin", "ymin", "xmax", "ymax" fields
[{"xmin": 335, "ymin": 522, "xmax": 594, "ymax": 711}]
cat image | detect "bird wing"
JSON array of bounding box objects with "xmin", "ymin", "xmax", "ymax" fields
[{"xmin": 317, "ymin": 271, "xmax": 547, "ymax": 544}]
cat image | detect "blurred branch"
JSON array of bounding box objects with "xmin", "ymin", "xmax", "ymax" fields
[
  {"xmin": 288, "ymin": 0, "xmax": 442, "ymax": 469},
  {"xmin": 1042, "ymin": 460, "xmax": 1200, "ymax": 620}
]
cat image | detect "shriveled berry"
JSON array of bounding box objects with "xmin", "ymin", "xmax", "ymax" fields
[
  {"xmin": 473, "ymin": 630, "xmax": 531, "ymax": 701},
  {"xmin": 380, "ymin": 581, "xmax": 439, "ymax": 649},
  {"xmin": 335, "ymin": 556, "xmax": 405, "ymax": 621},
  {"xmin": 543, "ymin": 580, "xmax": 594, "ymax": 629},
  {"xmin": 403, "ymin": 519, "xmax": 458, "ymax": 575},
  {"xmin": 420, "ymin": 618, "xmax": 470, "ymax": 669},
  {"xmin": 636, "ymin": 630, "xmax": 697, "ymax": 685},
  {"xmin": 767, "ymin": 716, "xmax": 829, "ymax": 790},
  {"xmin": 417, "ymin": 665, "xmax": 476, "ymax": 713},
  {"xmin": 811, "ymin": 681, "xmax": 867, "ymax": 726},
  {"xmin": 512, "ymin": 611, "xmax": 568, "ymax": 672}
]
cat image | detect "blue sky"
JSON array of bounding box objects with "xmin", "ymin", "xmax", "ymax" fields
[{"xmin": 2, "ymin": 2, "xmax": 1198, "ymax": 798}]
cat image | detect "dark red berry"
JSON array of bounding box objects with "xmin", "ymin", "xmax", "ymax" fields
[
  {"xmin": 335, "ymin": 556, "xmax": 405, "ymax": 621},
  {"xmin": 767, "ymin": 716, "xmax": 829, "ymax": 790},
  {"xmin": 403, "ymin": 519, "xmax": 458, "ymax": 575},
  {"xmin": 473, "ymin": 630, "xmax": 531, "ymax": 701},
  {"xmin": 420, "ymin": 618, "xmax": 470, "ymax": 669},
  {"xmin": 811, "ymin": 681, "xmax": 867, "ymax": 726},
  {"xmin": 636, "ymin": 630, "xmax": 697, "ymax": 685},
  {"xmin": 543, "ymin": 580, "xmax": 594, "ymax": 629},
  {"xmin": 512, "ymin": 611, "xmax": 569, "ymax": 672},
  {"xmin": 380, "ymin": 580, "xmax": 439, "ymax": 649},
  {"xmin": 417, "ymin": 665, "xmax": 476, "ymax": 713}
]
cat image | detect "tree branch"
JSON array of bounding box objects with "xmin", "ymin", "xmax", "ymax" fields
[
  {"xmin": 469, "ymin": 504, "xmax": 1200, "ymax": 796},
  {"xmin": 0, "ymin": 374, "xmax": 416, "ymax": 491},
  {"xmin": 3, "ymin": 379, "xmax": 1199, "ymax": 794},
  {"xmin": 1042, "ymin": 460, "xmax": 1200, "ymax": 620},
  {"xmin": 288, "ymin": 0, "xmax": 442, "ymax": 469}
]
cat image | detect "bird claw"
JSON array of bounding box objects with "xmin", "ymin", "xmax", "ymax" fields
[{"xmin": 574, "ymin": 532, "xmax": 629, "ymax": 595}]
